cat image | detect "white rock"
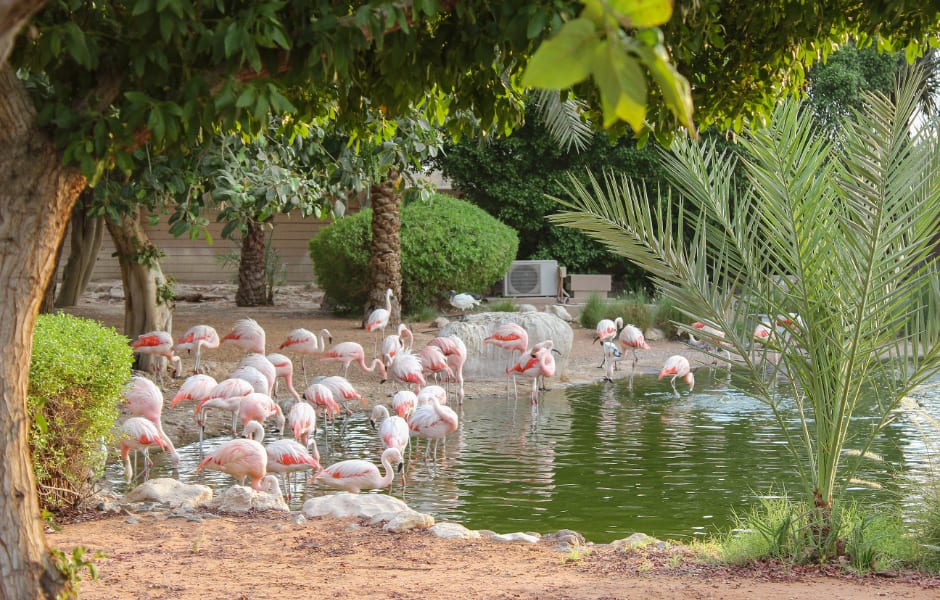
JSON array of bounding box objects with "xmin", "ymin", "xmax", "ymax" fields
[
  {"xmin": 439, "ymin": 312, "xmax": 573, "ymax": 378},
  {"xmin": 301, "ymin": 492, "xmax": 410, "ymax": 519},
  {"xmin": 432, "ymin": 317, "xmax": 451, "ymax": 329},
  {"xmin": 485, "ymin": 531, "xmax": 541, "ymax": 544},
  {"xmin": 123, "ymin": 478, "xmax": 213, "ymax": 508},
  {"xmin": 381, "ymin": 509, "xmax": 435, "ymax": 533},
  {"xmin": 644, "ymin": 327, "xmax": 666, "ymax": 342},
  {"xmin": 543, "ymin": 304, "xmax": 574, "ymax": 322},
  {"xmin": 430, "ymin": 522, "xmax": 481, "ymax": 540},
  {"xmin": 610, "ymin": 532, "xmax": 658, "ymax": 550},
  {"xmin": 210, "ymin": 485, "xmax": 288, "ymax": 513},
  {"xmin": 516, "ymin": 304, "xmax": 538, "ymax": 313}
]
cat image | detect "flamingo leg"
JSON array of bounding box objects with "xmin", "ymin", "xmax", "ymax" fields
[{"xmin": 670, "ymin": 376, "xmax": 679, "ymax": 398}]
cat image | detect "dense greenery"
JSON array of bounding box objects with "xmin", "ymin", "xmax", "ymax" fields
[
  {"xmin": 28, "ymin": 313, "xmax": 133, "ymax": 513},
  {"xmin": 310, "ymin": 194, "xmax": 518, "ymax": 313},
  {"xmin": 552, "ymin": 71, "xmax": 940, "ymax": 557}
]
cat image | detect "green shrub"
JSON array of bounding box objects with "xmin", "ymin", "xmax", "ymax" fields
[
  {"xmin": 310, "ymin": 193, "xmax": 519, "ymax": 313},
  {"xmin": 29, "ymin": 313, "xmax": 133, "ymax": 513}
]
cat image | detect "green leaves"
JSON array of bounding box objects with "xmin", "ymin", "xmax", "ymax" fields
[{"xmin": 522, "ymin": 1, "xmax": 693, "ymax": 135}]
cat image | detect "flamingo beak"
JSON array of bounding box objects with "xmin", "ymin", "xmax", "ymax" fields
[
  {"xmin": 369, "ymin": 419, "xmax": 377, "ymax": 430},
  {"xmin": 396, "ymin": 462, "xmax": 404, "ymax": 473}
]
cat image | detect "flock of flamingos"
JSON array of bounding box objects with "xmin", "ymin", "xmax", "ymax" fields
[{"xmin": 117, "ymin": 288, "xmax": 729, "ymax": 502}]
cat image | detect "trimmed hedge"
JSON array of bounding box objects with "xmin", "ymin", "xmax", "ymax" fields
[
  {"xmin": 310, "ymin": 193, "xmax": 519, "ymax": 313},
  {"xmin": 29, "ymin": 313, "xmax": 133, "ymax": 512}
]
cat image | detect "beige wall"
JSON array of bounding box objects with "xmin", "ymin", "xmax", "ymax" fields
[{"xmin": 71, "ymin": 210, "xmax": 331, "ymax": 285}]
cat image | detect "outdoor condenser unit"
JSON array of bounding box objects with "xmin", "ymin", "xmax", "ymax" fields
[{"xmin": 502, "ymin": 259, "xmax": 559, "ymax": 297}]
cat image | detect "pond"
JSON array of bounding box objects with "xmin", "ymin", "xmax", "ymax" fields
[{"xmin": 106, "ymin": 370, "xmax": 940, "ymax": 544}]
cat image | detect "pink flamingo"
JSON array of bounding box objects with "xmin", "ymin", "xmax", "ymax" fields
[
  {"xmin": 278, "ymin": 328, "xmax": 333, "ymax": 384},
  {"xmin": 408, "ymin": 393, "xmax": 459, "ymax": 460},
  {"xmin": 484, "ymin": 322, "xmax": 529, "ymax": 374},
  {"xmin": 174, "ymin": 325, "xmax": 219, "ymax": 374},
  {"xmin": 619, "ymin": 324, "xmax": 651, "ymax": 387},
  {"xmin": 364, "ymin": 288, "xmax": 394, "ymax": 353},
  {"xmin": 417, "ymin": 345, "xmax": 454, "ymax": 383},
  {"xmin": 391, "ymin": 390, "xmax": 418, "ymax": 419},
  {"xmin": 380, "ymin": 323, "xmax": 413, "ymax": 366},
  {"xmin": 123, "ymin": 375, "xmax": 176, "ymax": 455},
  {"xmin": 242, "ymin": 421, "xmax": 321, "ymax": 497},
  {"xmin": 594, "ymin": 317, "xmax": 623, "ymax": 368},
  {"xmin": 417, "ymin": 385, "xmax": 448, "ymax": 406},
  {"xmin": 235, "ymin": 392, "xmax": 285, "ymax": 436},
  {"xmin": 130, "ymin": 331, "xmax": 182, "ymax": 386},
  {"xmin": 388, "ymin": 348, "xmax": 426, "ymax": 392},
  {"xmin": 266, "ymin": 352, "xmax": 303, "ymax": 403},
  {"xmin": 318, "ymin": 376, "xmax": 366, "ymax": 409},
  {"xmin": 314, "ymin": 447, "xmax": 403, "ymax": 493},
  {"xmin": 320, "ymin": 341, "xmax": 388, "ymax": 381},
  {"xmin": 428, "ymin": 335, "xmax": 467, "ymax": 404},
  {"xmin": 506, "ymin": 346, "xmax": 556, "ymax": 405},
  {"xmin": 304, "ymin": 382, "xmax": 344, "ymax": 447},
  {"xmin": 195, "ymin": 437, "xmax": 282, "ymax": 497},
  {"xmin": 227, "ymin": 365, "xmax": 269, "ymax": 394},
  {"xmin": 195, "ymin": 377, "xmax": 254, "ymax": 442},
  {"xmin": 288, "ymin": 400, "xmax": 317, "ymax": 447},
  {"xmin": 117, "ymin": 417, "xmax": 176, "ymax": 482},
  {"xmin": 690, "ymin": 321, "xmax": 732, "ymax": 366},
  {"xmin": 220, "ymin": 318, "xmax": 266, "ymax": 354},
  {"xmin": 239, "ymin": 353, "xmax": 277, "ymax": 396},
  {"xmin": 370, "ymin": 405, "xmax": 410, "ymax": 454},
  {"xmin": 169, "ymin": 373, "xmax": 218, "ymax": 408},
  {"xmin": 658, "ymin": 355, "xmax": 695, "ymax": 396}
]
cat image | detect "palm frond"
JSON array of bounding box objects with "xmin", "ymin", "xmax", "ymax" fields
[{"xmin": 532, "ymin": 89, "xmax": 593, "ymax": 153}]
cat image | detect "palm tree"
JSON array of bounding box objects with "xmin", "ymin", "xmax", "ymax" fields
[{"xmin": 550, "ymin": 68, "xmax": 940, "ymax": 547}]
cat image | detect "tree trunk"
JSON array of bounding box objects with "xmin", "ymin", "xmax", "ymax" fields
[
  {"xmin": 105, "ymin": 206, "xmax": 174, "ymax": 374},
  {"xmin": 0, "ymin": 64, "xmax": 82, "ymax": 599},
  {"xmin": 56, "ymin": 190, "xmax": 105, "ymax": 307},
  {"xmin": 235, "ymin": 218, "xmax": 271, "ymax": 307},
  {"xmin": 38, "ymin": 230, "xmax": 66, "ymax": 314},
  {"xmin": 367, "ymin": 170, "xmax": 402, "ymax": 324}
]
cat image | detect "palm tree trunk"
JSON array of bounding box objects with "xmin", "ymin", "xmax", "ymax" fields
[
  {"xmin": 56, "ymin": 190, "xmax": 105, "ymax": 307},
  {"xmin": 0, "ymin": 63, "xmax": 78, "ymax": 600},
  {"xmin": 367, "ymin": 170, "xmax": 402, "ymax": 323},
  {"xmin": 235, "ymin": 218, "xmax": 271, "ymax": 307}
]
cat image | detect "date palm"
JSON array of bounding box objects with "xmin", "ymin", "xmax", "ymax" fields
[{"xmin": 550, "ymin": 68, "xmax": 940, "ymax": 538}]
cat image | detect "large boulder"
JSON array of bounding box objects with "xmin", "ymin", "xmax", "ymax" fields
[
  {"xmin": 439, "ymin": 312, "xmax": 573, "ymax": 378},
  {"xmin": 122, "ymin": 478, "xmax": 212, "ymax": 508},
  {"xmin": 209, "ymin": 484, "xmax": 288, "ymax": 513},
  {"xmin": 302, "ymin": 492, "xmax": 410, "ymax": 519}
]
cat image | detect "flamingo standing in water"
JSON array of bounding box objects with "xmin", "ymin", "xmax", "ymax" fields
[
  {"xmin": 169, "ymin": 373, "xmax": 218, "ymax": 409},
  {"xmin": 195, "ymin": 377, "xmax": 254, "ymax": 442},
  {"xmin": 387, "ymin": 349, "xmax": 426, "ymax": 392},
  {"xmin": 601, "ymin": 342, "xmax": 625, "ymax": 383},
  {"xmin": 320, "ymin": 341, "xmax": 387, "ymax": 381},
  {"xmin": 408, "ymin": 394, "xmax": 458, "ymax": 460},
  {"xmin": 130, "ymin": 331, "xmax": 182, "ymax": 387},
  {"xmin": 381, "ymin": 323, "xmax": 413, "ymax": 367},
  {"xmin": 658, "ymin": 355, "xmax": 695, "ymax": 397},
  {"xmin": 506, "ymin": 346, "xmax": 556, "ymax": 405},
  {"xmin": 227, "ymin": 365, "xmax": 269, "ymax": 394},
  {"xmin": 593, "ymin": 317, "xmax": 623, "ymax": 368},
  {"xmin": 314, "ymin": 447, "xmax": 403, "ymax": 494},
  {"xmin": 117, "ymin": 416, "xmax": 176, "ymax": 482},
  {"xmin": 391, "ymin": 390, "xmax": 418, "ymax": 419},
  {"xmin": 221, "ymin": 318, "xmax": 266, "ymax": 354},
  {"xmin": 619, "ymin": 324, "xmax": 650, "ymax": 388},
  {"xmin": 123, "ymin": 375, "xmax": 178, "ymax": 459},
  {"xmin": 370, "ymin": 405, "xmax": 410, "ymax": 454},
  {"xmin": 304, "ymin": 382, "xmax": 343, "ymax": 447},
  {"xmin": 288, "ymin": 400, "xmax": 317, "ymax": 447},
  {"xmin": 242, "ymin": 421, "xmax": 321, "ymax": 498},
  {"xmin": 417, "ymin": 345, "xmax": 454, "ymax": 384},
  {"xmin": 266, "ymin": 352, "xmax": 304, "ymax": 403},
  {"xmin": 484, "ymin": 323, "xmax": 529, "ymax": 371},
  {"xmin": 195, "ymin": 437, "xmax": 282, "ymax": 497},
  {"xmin": 239, "ymin": 353, "xmax": 277, "ymax": 396},
  {"xmin": 364, "ymin": 288, "xmax": 394, "ymax": 355},
  {"xmin": 428, "ymin": 335, "xmax": 467, "ymax": 404},
  {"xmin": 690, "ymin": 321, "xmax": 732, "ymax": 367},
  {"xmin": 278, "ymin": 328, "xmax": 333, "ymax": 384},
  {"xmin": 174, "ymin": 325, "xmax": 219, "ymax": 375},
  {"xmin": 235, "ymin": 392, "xmax": 285, "ymax": 437}
]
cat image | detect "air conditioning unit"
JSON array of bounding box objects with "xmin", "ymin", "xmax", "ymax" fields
[{"xmin": 503, "ymin": 260, "xmax": 559, "ymax": 297}]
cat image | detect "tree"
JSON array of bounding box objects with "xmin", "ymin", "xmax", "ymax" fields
[{"xmin": 550, "ymin": 69, "xmax": 940, "ymax": 552}]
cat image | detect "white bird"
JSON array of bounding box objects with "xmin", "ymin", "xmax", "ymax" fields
[{"xmin": 448, "ymin": 290, "xmax": 482, "ymax": 317}]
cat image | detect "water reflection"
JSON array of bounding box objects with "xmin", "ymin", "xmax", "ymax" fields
[{"xmin": 105, "ymin": 370, "xmax": 940, "ymax": 544}]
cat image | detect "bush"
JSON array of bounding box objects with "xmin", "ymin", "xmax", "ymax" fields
[
  {"xmin": 29, "ymin": 313, "xmax": 133, "ymax": 513},
  {"xmin": 310, "ymin": 193, "xmax": 519, "ymax": 313}
]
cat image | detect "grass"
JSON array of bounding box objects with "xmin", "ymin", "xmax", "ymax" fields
[{"xmin": 577, "ymin": 290, "xmax": 683, "ymax": 338}]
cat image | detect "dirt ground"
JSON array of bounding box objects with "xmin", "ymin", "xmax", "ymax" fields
[{"xmin": 51, "ymin": 283, "xmax": 940, "ymax": 599}]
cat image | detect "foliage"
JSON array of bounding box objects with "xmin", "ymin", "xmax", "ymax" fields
[
  {"xmin": 310, "ymin": 194, "xmax": 518, "ymax": 314},
  {"xmin": 50, "ymin": 545, "xmax": 102, "ymax": 599},
  {"xmin": 576, "ymin": 292, "xmax": 653, "ymax": 331},
  {"xmin": 550, "ymin": 70, "xmax": 940, "ymax": 541},
  {"xmin": 28, "ymin": 313, "xmax": 132, "ymax": 513}
]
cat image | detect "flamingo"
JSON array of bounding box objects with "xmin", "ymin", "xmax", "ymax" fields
[
  {"xmin": 506, "ymin": 346, "xmax": 556, "ymax": 405},
  {"xmin": 195, "ymin": 377, "xmax": 255, "ymax": 441},
  {"xmin": 387, "ymin": 348, "xmax": 425, "ymax": 392},
  {"xmin": 364, "ymin": 288, "xmax": 394, "ymax": 354},
  {"xmin": 235, "ymin": 392, "xmax": 285, "ymax": 436},
  {"xmin": 174, "ymin": 325, "xmax": 219, "ymax": 374},
  {"xmin": 370, "ymin": 405, "xmax": 410, "ymax": 454},
  {"xmin": 690, "ymin": 321, "xmax": 732, "ymax": 366},
  {"xmin": 658, "ymin": 355, "xmax": 695, "ymax": 396},
  {"xmin": 117, "ymin": 417, "xmax": 176, "ymax": 483},
  {"xmin": 242, "ymin": 420, "xmax": 321, "ymax": 498},
  {"xmin": 416, "ymin": 385, "xmax": 448, "ymax": 406},
  {"xmin": 417, "ymin": 345, "xmax": 454, "ymax": 383},
  {"xmin": 619, "ymin": 324, "xmax": 650, "ymax": 387},
  {"xmin": 288, "ymin": 399, "xmax": 317, "ymax": 447},
  {"xmin": 408, "ymin": 393, "xmax": 459, "ymax": 460},
  {"xmin": 601, "ymin": 341, "xmax": 625, "ymax": 383},
  {"xmin": 484, "ymin": 322, "xmax": 529, "ymax": 374},
  {"xmin": 195, "ymin": 437, "xmax": 282, "ymax": 497},
  {"xmin": 391, "ymin": 390, "xmax": 418, "ymax": 419},
  {"xmin": 593, "ymin": 317, "xmax": 623, "ymax": 368},
  {"xmin": 314, "ymin": 447, "xmax": 403, "ymax": 494},
  {"xmin": 320, "ymin": 341, "xmax": 387, "ymax": 381},
  {"xmin": 278, "ymin": 328, "xmax": 333, "ymax": 384},
  {"xmin": 381, "ymin": 323, "xmax": 413, "ymax": 367},
  {"xmin": 130, "ymin": 331, "xmax": 182, "ymax": 387},
  {"xmin": 304, "ymin": 382, "xmax": 344, "ymax": 447},
  {"xmin": 227, "ymin": 365, "xmax": 269, "ymax": 394},
  {"xmin": 239, "ymin": 353, "xmax": 277, "ymax": 396},
  {"xmin": 220, "ymin": 318, "xmax": 266, "ymax": 354},
  {"xmin": 123, "ymin": 375, "xmax": 176, "ymax": 455},
  {"xmin": 427, "ymin": 335, "xmax": 467, "ymax": 404},
  {"xmin": 318, "ymin": 376, "xmax": 366, "ymax": 409},
  {"xmin": 169, "ymin": 373, "xmax": 217, "ymax": 408},
  {"xmin": 266, "ymin": 352, "xmax": 303, "ymax": 403}
]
